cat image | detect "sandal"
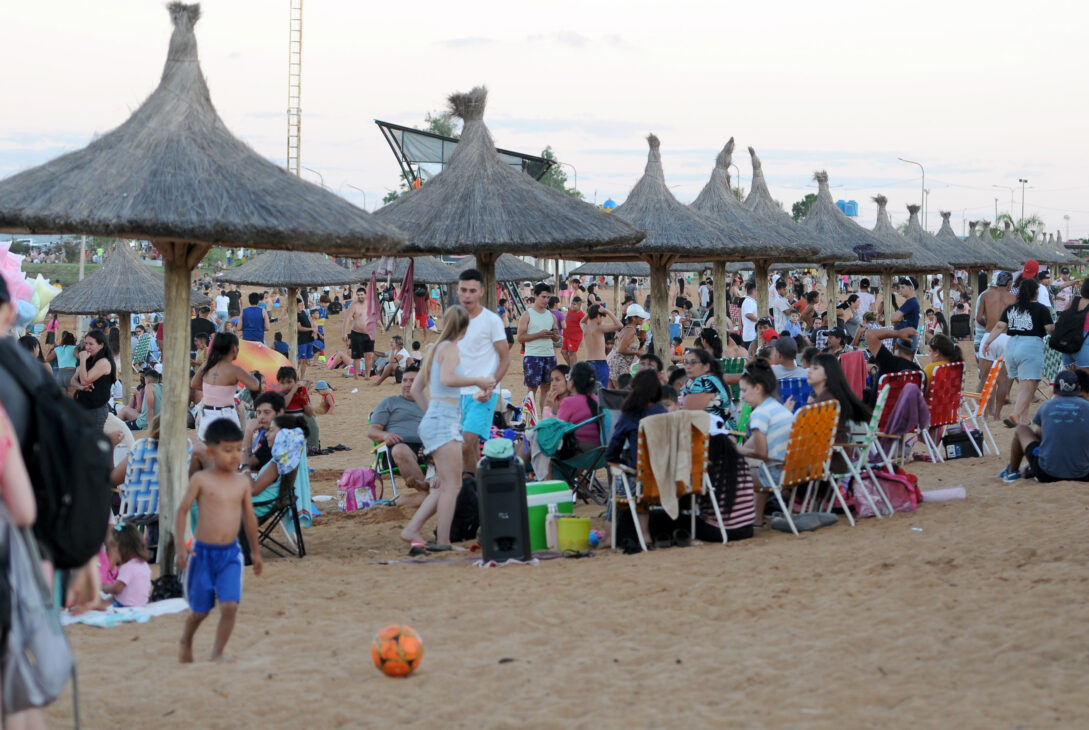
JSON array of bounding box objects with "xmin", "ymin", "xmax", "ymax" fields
[
  {"xmin": 408, "ymin": 540, "xmax": 428, "ymax": 557},
  {"xmin": 425, "ymin": 542, "xmax": 452, "ymax": 552}
]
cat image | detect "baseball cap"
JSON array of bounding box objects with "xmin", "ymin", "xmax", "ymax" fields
[
  {"xmin": 760, "ymin": 328, "xmax": 778, "ymax": 344},
  {"xmin": 1061, "ymin": 267, "xmax": 1070, "ymax": 275},
  {"xmin": 825, "ymin": 326, "xmax": 849, "ymax": 342},
  {"xmin": 1022, "ymin": 259, "xmax": 1039, "ymax": 279},
  {"xmin": 314, "ymin": 380, "xmax": 334, "ymax": 392},
  {"xmin": 995, "ymin": 271, "xmax": 1013, "ymax": 286},
  {"xmin": 1054, "ymin": 370, "xmax": 1080, "ymax": 397},
  {"xmin": 625, "ymin": 303, "xmax": 650, "ymax": 320},
  {"xmin": 1039, "ymin": 269, "xmax": 1051, "ymax": 280}
]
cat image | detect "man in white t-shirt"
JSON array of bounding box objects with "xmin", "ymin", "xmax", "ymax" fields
[
  {"xmin": 455, "ymin": 268, "xmax": 511, "ymax": 472},
  {"xmin": 698, "ymin": 280, "xmax": 711, "ymax": 314},
  {"xmin": 855, "ymin": 278, "xmax": 876, "ymax": 315},
  {"xmin": 770, "ymin": 279, "xmax": 792, "ymax": 332},
  {"xmin": 741, "ymin": 281, "xmax": 759, "ymax": 345},
  {"xmin": 215, "ymin": 289, "xmax": 230, "ymax": 328}
]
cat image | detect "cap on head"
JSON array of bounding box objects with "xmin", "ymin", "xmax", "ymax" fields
[
  {"xmin": 314, "ymin": 380, "xmax": 334, "ymax": 392},
  {"xmin": 1054, "ymin": 370, "xmax": 1080, "ymax": 397},
  {"xmin": 995, "ymin": 271, "xmax": 1013, "ymax": 286},
  {"xmin": 1022, "ymin": 259, "xmax": 1039, "ymax": 279},
  {"xmin": 625, "ymin": 303, "xmax": 650, "ymax": 320}
]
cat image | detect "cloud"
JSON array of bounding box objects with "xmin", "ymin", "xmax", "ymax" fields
[
  {"xmin": 525, "ymin": 30, "xmax": 589, "ymax": 48},
  {"xmin": 438, "ymin": 36, "xmax": 495, "ymax": 49}
]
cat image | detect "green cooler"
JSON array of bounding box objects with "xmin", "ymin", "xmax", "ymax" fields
[{"xmin": 525, "ymin": 480, "xmax": 575, "ymax": 551}]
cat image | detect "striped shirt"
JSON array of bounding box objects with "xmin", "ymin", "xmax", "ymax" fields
[{"xmin": 748, "ymin": 398, "xmax": 794, "ymax": 486}]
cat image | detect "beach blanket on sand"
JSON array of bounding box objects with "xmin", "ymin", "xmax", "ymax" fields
[{"xmin": 61, "ymin": 598, "xmax": 188, "ymax": 628}]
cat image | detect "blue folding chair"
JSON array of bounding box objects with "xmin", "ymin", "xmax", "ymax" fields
[{"xmin": 777, "ymin": 377, "xmax": 813, "ymax": 413}]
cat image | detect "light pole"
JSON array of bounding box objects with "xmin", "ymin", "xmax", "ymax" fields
[
  {"xmin": 898, "ymin": 157, "xmax": 925, "ymax": 228},
  {"xmin": 1018, "ymin": 178, "xmax": 1028, "ymax": 223},
  {"xmin": 993, "ymin": 185, "xmax": 1015, "ymax": 216},
  {"xmin": 994, "ymin": 198, "xmax": 999, "ymax": 221},
  {"xmin": 302, "ymin": 166, "xmax": 325, "ymax": 189},
  {"xmin": 556, "ymin": 161, "xmax": 577, "ymax": 195},
  {"xmin": 346, "ymin": 184, "xmax": 367, "ymax": 211},
  {"xmin": 727, "ymin": 163, "xmax": 742, "ymax": 200},
  {"xmin": 1065, "ymin": 214, "xmax": 1071, "ymax": 241}
]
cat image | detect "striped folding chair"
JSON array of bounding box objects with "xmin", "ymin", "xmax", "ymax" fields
[
  {"xmin": 1039, "ymin": 336, "xmax": 1063, "ymax": 400},
  {"xmin": 777, "ymin": 377, "xmax": 813, "ymax": 413},
  {"xmin": 919, "ymin": 362, "xmax": 977, "ymax": 463},
  {"xmin": 960, "ymin": 357, "xmax": 1003, "ymax": 456},
  {"xmin": 830, "ymin": 385, "xmax": 895, "ymax": 518},
  {"xmin": 874, "ymin": 370, "xmax": 925, "ymax": 463},
  {"xmin": 608, "ymin": 412, "xmax": 727, "ymax": 552}
]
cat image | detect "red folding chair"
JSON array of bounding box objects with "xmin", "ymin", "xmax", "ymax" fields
[
  {"xmin": 921, "ymin": 361, "xmax": 978, "ymax": 463},
  {"xmin": 875, "ymin": 370, "xmax": 925, "ymax": 464}
]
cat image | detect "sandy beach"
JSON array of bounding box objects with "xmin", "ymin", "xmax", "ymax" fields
[{"xmin": 45, "ymin": 290, "xmax": 1089, "ymax": 728}]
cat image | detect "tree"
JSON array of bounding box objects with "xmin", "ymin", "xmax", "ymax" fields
[
  {"xmin": 995, "ymin": 212, "xmax": 1046, "ymax": 243},
  {"xmin": 791, "ymin": 193, "xmax": 817, "ymax": 222},
  {"xmin": 537, "ymin": 146, "xmax": 582, "ymax": 199},
  {"xmin": 423, "ymin": 110, "xmax": 460, "ymax": 139},
  {"xmin": 731, "ymin": 186, "xmax": 746, "ymax": 201}
]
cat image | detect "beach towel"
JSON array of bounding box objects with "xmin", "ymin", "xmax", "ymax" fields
[
  {"xmin": 641, "ymin": 410, "xmax": 710, "ymax": 519},
  {"xmin": 61, "ymin": 598, "xmax": 188, "ymax": 629},
  {"xmin": 131, "ymin": 332, "xmax": 151, "ymax": 367},
  {"xmin": 271, "ymin": 427, "xmax": 314, "ymax": 528},
  {"xmin": 840, "ymin": 350, "xmax": 867, "ymax": 399}
]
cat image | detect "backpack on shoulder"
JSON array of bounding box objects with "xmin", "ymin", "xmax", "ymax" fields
[
  {"xmin": 1049, "ymin": 297, "xmax": 1087, "ymax": 354},
  {"xmin": 0, "ymin": 345, "xmax": 113, "ymax": 570}
]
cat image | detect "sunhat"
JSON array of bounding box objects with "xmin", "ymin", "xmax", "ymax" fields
[{"xmin": 625, "ymin": 303, "xmax": 650, "ymax": 320}]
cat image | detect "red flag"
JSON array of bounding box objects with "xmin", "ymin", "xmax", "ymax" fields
[{"xmin": 398, "ymin": 259, "xmax": 415, "ymax": 328}]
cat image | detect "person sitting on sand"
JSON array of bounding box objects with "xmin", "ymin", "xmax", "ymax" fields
[
  {"xmin": 367, "ymin": 364, "xmax": 428, "ymax": 509},
  {"xmin": 176, "ymin": 419, "xmax": 263, "ymax": 663},
  {"xmin": 373, "ymin": 335, "xmax": 411, "ymax": 386},
  {"xmin": 999, "ymin": 370, "xmax": 1089, "ymax": 483},
  {"xmin": 96, "ymin": 522, "xmax": 152, "ymax": 609}
]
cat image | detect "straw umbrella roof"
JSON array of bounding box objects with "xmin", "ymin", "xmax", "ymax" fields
[
  {"xmin": 742, "ymin": 147, "xmax": 858, "ymax": 261},
  {"xmin": 934, "ymin": 211, "xmax": 1003, "ymax": 268},
  {"xmin": 802, "ymin": 172, "xmax": 912, "ymax": 261},
  {"xmin": 0, "ymin": 4, "xmax": 404, "ymax": 257},
  {"xmin": 355, "ymin": 256, "xmax": 460, "ymax": 285},
  {"xmin": 981, "ymin": 221, "xmax": 1035, "ymax": 264},
  {"xmin": 838, "ymin": 196, "xmax": 948, "ymax": 274},
  {"xmin": 689, "ymin": 139, "xmax": 822, "ymax": 262},
  {"xmin": 1032, "ymin": 228, "xmax": 1079, "ymax": 266},
  {"xmin": 374, "ymin": 87, "xmax": 644, "ymax": 255},
  {"xmin": 454, "ymin": 253, "xmax": 549, "ymax": 282},
  {"xmin": 217, "ymin": 251, "xmax": 360, "ymax": 287},
  {"xmin": 601, "ymin": 135, "xmax": 764, "ymax": 261},
  {"xmin": 50, "ymin": 241, "xmax": 162, "ymax": 314},
  {"xmin": 190, "ymin": 290, "xmax": 212, "ymax": 307},
  {"xmin": 902, "ymin": 205, "xmax": 957, "ymax": 269},
  {"xmin": 569, "ymin": 260, "xmax": 735, "ymax": 277}
]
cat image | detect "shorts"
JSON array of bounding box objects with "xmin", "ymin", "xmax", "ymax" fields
[
  {"xmin": 124, "ymin": 419, "xmax": 142, "ymax": 432},
  {"xmin": 185, "ymin": 540, "xmax": 243, "ymax": 614},
  {"xmin": 460, "ymin": 391, "xmax": 499, "ymax": 437},
  {"xmin": 419, "ymin": 400, "xmax": 463, "ymax": 455},
  {"xmin": 1060, "ymin": 334, "xmax": 1089, "ymax": 368},
  {"xmin": 524, "ymin": 355, "xmax": 557, "ymax": 388},
  {"xmin": 588, "ymin": 360, "xmax": 610, "ymax": 387},
  {"xmin": 415, "ymin": 313, "xmax": 429, "ymax": 328},
  {"xmin": 1004, "ymin": 336, "xmax": 1044, "ymax": 381},
  {"xmin": 561, "ymin": 338, "xmax": 582, "ymax": 353},
  {"xmin": 198, "ymin": 405, "xmax": 240, "ymax": 441},
  {"xmin": 217, "ymin": 310, "xmax": 228, "ymax": 324},
  {"xmin": 298, "ymin": 342, "xmax": 314, "ymax": 360},
  {"xmin": 349, "ymin": 331, "xmax": 374, "ymax": 359},
  {"xmin": 1025, "ymin": 441, "xmax": 1089, "ymax": 483}
]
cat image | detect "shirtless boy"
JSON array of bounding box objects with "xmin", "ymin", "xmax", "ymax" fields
[
  {"xmin": 581, "ymin": 303, "xmax": 622, "ymax": 387},
  {"xmin": 976, "ymin": 272, "xmax": 1017, "ymax": 418},
  {"xmin": 176, "ymin": 419, "xmax": 262, "ymax": 663},
  {"xmin": 341, "ymin": 286, "xmax": 375, "ymax": 379}
]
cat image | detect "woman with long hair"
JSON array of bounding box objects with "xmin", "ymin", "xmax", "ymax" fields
[
  {"xmin": 402, "ymin": 306, "xmax": 496, "ymax": 550},
  {"xmin": 74, "ymin": 328, "xmax": 117, "ymax": 431},
  {"xmin": 982, "ymin": 277, "xmax": 1054, "ymax": 426},
  {"xmin": 807, "ymin": 353, "xmax": 873, "ymax": 473},
  {"xmin": 556, "ymin": 361, "xmax": 602, "ymax": 449},
  {"xmin": 190, "ymin": 332, "xmax": 261, "ymax": 441},
  {"xmin": 605, "ymin": 369, "xmax": 667, "ymax": 470},
  {"xmin": 680, "ymin": 347, "xmax": 731, "ymax": 422},
  {"xmin": 923, "ymin": 333, "xmax": 963, "ymax": 383}
]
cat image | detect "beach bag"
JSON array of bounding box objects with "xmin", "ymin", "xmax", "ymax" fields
[
  {"xmin": 1048, "ymin": 297, "xmax": 1087, "ymax": 354},
  {"xmin": 0, "ymin": 345, "xmax": 113, "ymax": 569},
  {"xmin": 445, "ymin": 474, "xmax": 480, "ymax": 544},
  {"xmin": 1, "ymin": 502, "xmax": 74, "ymax": 715},
  {"xmin": 853, "ymin": 467, "xmax": 921, "ymax": 518},
  {"xmin": 337, "ymin": 467, "xmax": 382, "ymax": 511}
]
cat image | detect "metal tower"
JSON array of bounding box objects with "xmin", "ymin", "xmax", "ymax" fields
[{"xmin": 286, "ymin": 0, "xmax": 303, "ymax": 175}]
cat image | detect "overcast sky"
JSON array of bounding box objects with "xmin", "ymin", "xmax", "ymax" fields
[{"xmin": 3, "ymin": 0, "xmax": 1086, "ymax": 239}]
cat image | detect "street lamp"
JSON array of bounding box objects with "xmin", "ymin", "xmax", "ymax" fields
[
  {"xmin": 727, "ymin": 163, "xmax": 743, "ymax": 201},
  {"xmin": 1018, "ymin": 178, "xmax": 1028, "ymax": 222},
  {"xmin": 898, "ymin": 157, "xmax": 925, "ymax": 229},
  {"xmin": 555, "ymin": 161, "xmax": 577, "ymax": 194},
  {"xmin": 302, "ymin": 166, "xmax": 325, "ymax": 189},
  {"xmin": 346, "ymin": 184, "xmax": 367, "ymax": 211},
  {"xmin": 993, "ymin": 184, "xmax": 1015, "ymax": 216}
]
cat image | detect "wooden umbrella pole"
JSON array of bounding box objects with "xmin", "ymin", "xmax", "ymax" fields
[
  {"xmin": 156, "ymin": 241, "xmax": 208, "ymax": 572},
  {"xmin": 648, "ymin": 254, "xmax": 675, "ymax": 359},
  {"xmin": 882, "ymin": 272, "xmax": 894, "ymax": 326},
  {"xmin": 477, "ymin": 252, "xmax": 498, "ymax": 312},
  {"xmin": 824, "ymin": 263, "xmax": 837, "ymax": 311},
  {"xmin": 614, "ymin": 274, "xmax": 622, "ymax": 313},
  {"xmin": 712, "ymin": 261, "xmax": 728, "ymax": 333},
  {"xmin": 942, "ymin": 273, "xmax": 953, "ymax": 324},
  {"xmin": 754, "ymin": 261, "xmax": 771, "ymax": 321},
  {"xmin": 287, "ymin": 286, "xmax": 299, "ymax": 366},
  {"xmin": 967, "ymin": 268, "xmax": 979, "ymax": 319},
  {"xmin": 119, "ymin": 314, "xmax": 132, "ymax": 401}
]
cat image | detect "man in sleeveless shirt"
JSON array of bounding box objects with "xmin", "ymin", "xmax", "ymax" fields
[{"xmin": 517, "ymin": 282, "xmax": 560, "ymax": 408}]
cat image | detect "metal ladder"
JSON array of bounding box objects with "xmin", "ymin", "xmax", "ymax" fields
[{"xmin": 286, "ymin": 0, "xmax": 303, "ymax": 175}]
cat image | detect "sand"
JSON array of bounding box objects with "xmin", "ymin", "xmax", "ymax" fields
[{"xmin": 44, "ymin": 289, "xmax": 1089, "ymax": 728}]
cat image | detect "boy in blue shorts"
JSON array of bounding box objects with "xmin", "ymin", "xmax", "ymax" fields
[{"xmin": 176, "ymin": 419, "xmax": 263, "ymax": 662}]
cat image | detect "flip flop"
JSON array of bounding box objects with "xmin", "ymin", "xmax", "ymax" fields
[
  {"xmin": 425, "ymin": 542, "xmax": 453, "ymax": 552},
  {"xmin": 1003, "ymin": 417, "xmax": 1018, "ymax": 429},
  {"xmin": 407, "ymin": 540, "xmax": 428, "ymax": 557}
]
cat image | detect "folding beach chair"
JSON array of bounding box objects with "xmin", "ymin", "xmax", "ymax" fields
[
  {"xmin": 131, "ymin": 332, "xmax": 152, "ymax": 371},
  {"xmin": 752, "ymin": 400, "xmax": 854, "ymax": 536},
  {"xmin": 255, "ymin": 466, "xmax": 305, "ymax": 558},
  {"xmin": 1038, "ymin": 336, "xmax": 1062, "ymax": 400},
  {"xmin": 829, "ymin": 385, "xmax": 895, "ymax": 518},
  {"xmin": 960, "ymin": 357, "xmax": 1003, "ymax": 457},
  {"xmin": 921, "ymin": 361, "xmax": 978, "ymax": 463},
  {"xmin": 719, "ymin": 357, "xmax": 746, "ymax": 401},
  {"xmin": 777, "ymin": 377, "xmax": 813, "ymax": 413},
  {"xmin": 551, "ymin": 413, "xmax": 610, "ymax": 505},
  {"xmin": 608, "ymin": 412, "xmax": 728, "ymax": 552},
  {"xmin": 876, "ymin": 370, "xmax": 925, "ymax": 433},
  {"xmin": 118, "ymin": 438, "xmax": 192, "ymax": 551}
]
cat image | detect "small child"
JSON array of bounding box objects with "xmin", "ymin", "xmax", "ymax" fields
[
  {"xmin": 670, "ymin": 336, "xmax": 685, "ymax": 364},
  {"xmin": 272, "ymin": 331, "xmax": 289, "ymax": 357},
  {"xmin": 176, "ymin": 419, "xmax": 262, "ymax": 663},
  {"xmin": 410, "ymin": 341, "xmax": 423, "ymax": 367},
  {"xmin": 312, "ymin": 380, "xmax": 336, "ymax": 415},
  {"xmin": 785, "ymin": 310, "xmax": 803, "ymax": 337},
  {"xmin": 277, "ymin": 366, "xmax": 313, "ymax": 417},
  {"xmin": 103, "ymin": 523, "xmax": 152, "ymax": 608}
]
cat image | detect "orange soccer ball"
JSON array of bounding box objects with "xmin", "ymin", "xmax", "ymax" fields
[{"xmin": 371, "ymin": 625, "xmax": 424, "ymax": 677}]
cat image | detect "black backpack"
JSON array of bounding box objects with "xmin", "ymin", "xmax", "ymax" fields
[
  {"xmin": 1049, "ymin": 297, "xmax": 1087, "ymax": 355},
  {"xmin": 443, "ymin": 474, "xmax": 480, "ymax": 544},
  {"xmin": 0, "ymin": 347, "xmax": 113, "ymax": 569}
]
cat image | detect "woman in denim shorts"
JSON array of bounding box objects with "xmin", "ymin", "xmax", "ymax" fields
[
  {"xmin": 982, "ymin": 278, "xmax": 1054, "ymax": 426},
  {"xmin": 402, "ymin": 306, "xmax": 496, "ymax": 549}
]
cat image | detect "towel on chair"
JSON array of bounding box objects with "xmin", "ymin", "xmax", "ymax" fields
[
  {"xmin": 641, "ymin": 410, "xmax": 711, "ymax": 519},
  {"xmin": 840, "ymin": 350, "xmax": 867, "ymax": 400}
]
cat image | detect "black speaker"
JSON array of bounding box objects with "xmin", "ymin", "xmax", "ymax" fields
[{"xmin": 476, "ymin": 453, "xmax": 532, "ymax": 562}]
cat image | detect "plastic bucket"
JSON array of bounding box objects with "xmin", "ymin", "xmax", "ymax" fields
[{"xmin": 556, "ymin": 516, "xmax": 592, "ymax": 552}]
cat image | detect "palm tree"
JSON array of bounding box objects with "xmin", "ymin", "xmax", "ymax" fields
[{"xmin": 995, "ymin": 212, "xmax": 1046, "ymax": 242}]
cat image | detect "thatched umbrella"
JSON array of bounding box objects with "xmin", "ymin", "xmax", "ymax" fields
[
  {"xmin": 374, "ymin": 86, "xmax": 644, "ymax": 310},
  {"xmin": 902, "ymin": 205, "xmax": 960, "ymax": 320},
  {"xmin": 1032, "ymin": 229, "xmax": 1080, "ymax": 267},
  {"xmin": 0, "ymin": 4, "xmax": 405, "ymax": 570},
  {"xmin": 49, "ymin": 240, "xmax": 161, "ymax": 397},
  {"xmin": 743, "ymin": 148, "xmax": 860, "ymax": 313},
  {"xmin": 979, "ymin": 221, "xmax": 1031, "ymax": 265},
  {"xmin": 935, "ymin": 211, "xmax": 1005, "ymax": 307},
  {"xmin": 837, "ymin": 196, "xmax": 948, "ymax": 320},
  {"xmin": 190, "ymin": 289, "xmax": 212, "ymax": 307},
  {"xmin": 604, "ymin": 134, "xmax": 768, "ymax": 354},
  {"xmin": 356, "ymin": 256, "xmax": 460, "ymax": 285},
  {"xmin": 219, "ymin": 251, "xmax": 360, "ymax": 363},
  {"xmin": 568, "ymin": 259, "xmax": 722, "ymax": 312},
  {"xmin": 453, "ymin": 253, "xmax": 550, "ymax": 283},
  {"xmin": 691, "ymin": 140, "xmax": 822, "ymax": 321}
]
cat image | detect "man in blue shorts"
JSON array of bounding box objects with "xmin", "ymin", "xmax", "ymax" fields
[
  {"xmin": 296, "ymin": 297, "xmax": 316, "ymax": 379},
  {"xmin": 455, "ymin": 268, "xmax": 510, "ymax": 473},
  {"xmin": 517, "ymin": 283, "xmax": 560, "ymax": 407}
]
